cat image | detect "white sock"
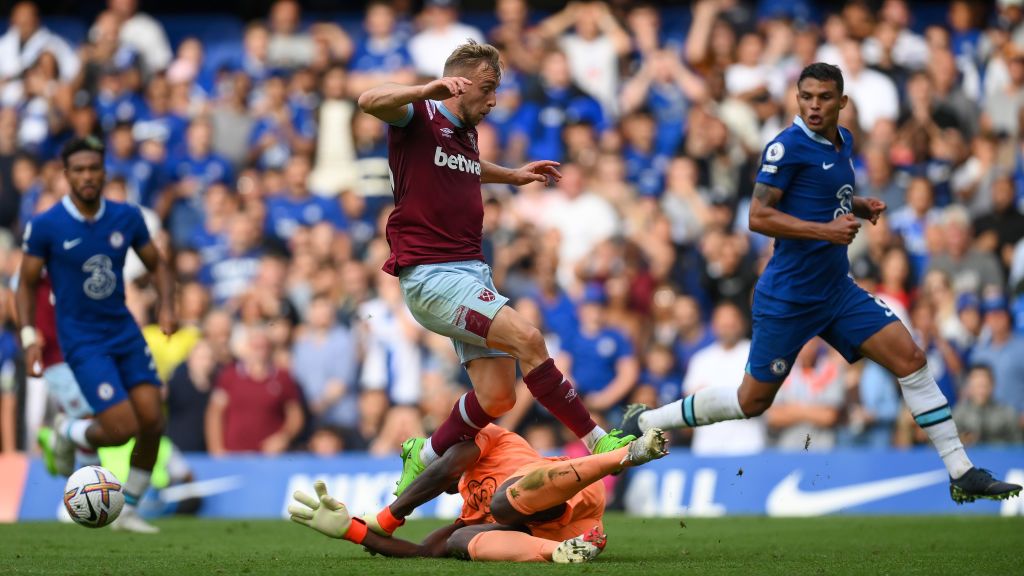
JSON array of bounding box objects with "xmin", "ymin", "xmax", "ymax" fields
[
  {"xmin": 640, "ymin": 388, "xmax": 746, "ymax": 432},
  {"xmin": 581, "ymin": 425, "xmax": 607, "ymax": 452},
  {"xmin": 639, "ymin": 400, "xmax": 687, "ymax": 432},
  {"xmin": 62, "ymin": 419, "xmax": 94, "ymax": 450},
  {"xmin": 898, "ymin": 365, "xmax": 973, "ymax": 479},
  {"xmin": 420, "ymin": 439, "xmax": 440, "ymax": 466},
  {"xmin": 123, "ymin": 467, "xmax": 152, "ymax": 510}
]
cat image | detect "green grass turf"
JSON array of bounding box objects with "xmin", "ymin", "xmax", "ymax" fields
[{"xmin": 1, "ymin": 514, "xmax": 1022, "ymax": 575}]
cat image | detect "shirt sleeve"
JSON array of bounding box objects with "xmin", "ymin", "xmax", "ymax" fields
[
  {"xmin": 755, "ymin": 137, "xmax": 798, "ymax": 191},
  {"xmin": 21, "ymin": 217, "xmax": 49, "ymax": 259},
  {"xmin": 388, "ymin": 102, "xmax": 415, "ymax": 128},
  {"xmin": 129, "ymin": 206, "xmax": 152, "ymax": 250}
]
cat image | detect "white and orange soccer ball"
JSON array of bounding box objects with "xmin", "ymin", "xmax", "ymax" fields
[{"xmin": 63, "ymin": 465, "xmax": 124, "ymax": 528}]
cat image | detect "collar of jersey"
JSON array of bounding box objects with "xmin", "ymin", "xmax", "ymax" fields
[
  {"xmin": 62, "ymin": 195, "xmax": 106, "ymax": 222},
  {"xmin": 793, "ymin": 115, "xmax": 844, "ymax": 147},
  {"xmin": 433, "ymin": 100, "xmax": 463, "ymax": 128}
]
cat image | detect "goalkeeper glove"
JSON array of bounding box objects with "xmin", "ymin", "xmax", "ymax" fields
[{"xmin": 288, "ymin": 480, "xmax": 368, "ymax": 544}]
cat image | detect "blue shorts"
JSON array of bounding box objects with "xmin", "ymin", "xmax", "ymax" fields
[
  {"xmin": 399, "ymin": 260, "xmax": 512, "ymax": 364},
  {"xmin": 747, "ymin": 279, "xmax": 899, "ymax": 382},
  {"xmin": 63, "ymin": 330, "xmax": 160, "ymax": 414}
]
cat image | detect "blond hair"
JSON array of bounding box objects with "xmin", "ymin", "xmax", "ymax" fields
[{"xmin": 443, "ymin": 39, "xmax": 502, "ymax": 80}]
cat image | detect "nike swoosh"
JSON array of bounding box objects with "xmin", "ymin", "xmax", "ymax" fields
[
  {"xmin": 157, "ymin": 475, "xmax": 242, "ymax": 503},
  {"xmin": 766, "ymin": 469, "xmax": 948, "ymax": 516},
  {"xmin": 822, "ymin": 162, "xmax": 835, "ymax": 170},
  {"xmin": 63, "ymin": 238, "xmax": 82, "ymax": 250}
]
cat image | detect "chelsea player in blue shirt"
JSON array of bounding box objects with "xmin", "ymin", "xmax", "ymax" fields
[
  {"xmin": 16, "ymin": 136, "xmax": 177, "ymax": 532},
  {"xmin": 622, "ymin": 63, "xmax": 1020, "ymax": 504}
]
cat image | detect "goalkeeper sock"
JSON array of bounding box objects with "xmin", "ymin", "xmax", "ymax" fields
[
  {"xmin": 505, "ymin": 447, "xmax": 628, "ymax": 516},
  {"xmin": 123, "ymin": 467, "xmax": 152, "ymax": 510},
  {"xmin": 638, "ymin": 388, "xmax": 745, "ymax": 432},
  {"xmin": 898, "ymin": 365, "xmax": 973, "ymax": 479},
  {"xmin": 468, "ymin": 530, "xmax": 559, "ymax": 562}
]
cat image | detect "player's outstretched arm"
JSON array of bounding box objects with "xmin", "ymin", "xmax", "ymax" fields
[
  {"xmin": 358, "ymin": 78, "xmax": 472, "ymax": 124},
  {"xmin": 136, "ymin": 241, "xmax": 177, "ymax": 336},
  {"xmin": 749, "ymin": 182, "xmax": 860, "ymax": 244},
  {"xmin": 389, "ymin": 439, "xmax": 481, "ymax": 518},
  {"xmin": 481, "ymin": 159, "xmax": 562, "ymax": 186},
  {"xmin": 14, "ymin": 253, "xmax": 44, "ymax": 377}
]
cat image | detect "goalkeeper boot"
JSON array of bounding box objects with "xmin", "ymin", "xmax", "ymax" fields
[
  {"xmin": 393, "ymin": 437, "xmax": 427, "ymax": 497},
  {"xmin": 949, "ymin": 467, "xmax": 1022, "ymax": 504},
  {"xmin": 621, "ymin": 428, "xmax": 669, "ymax": 467},
  {"xmin": 552, "ymin": 526, "xmax": 607, "ymax": 564}
]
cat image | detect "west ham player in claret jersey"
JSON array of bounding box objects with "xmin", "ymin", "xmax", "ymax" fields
[
  {"xmin": 17, "ymin": 136, "xmax": 178, "ymax": 532},
  {"xmin": 358, "ymin": 40, "xmax": 633, "ymax": 498},
  {"xmin": 621, "ymin": 63, "xmax": 1020, "ymax": 504}
]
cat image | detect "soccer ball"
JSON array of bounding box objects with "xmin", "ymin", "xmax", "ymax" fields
[{"xmin": 63, "ymin": 465, "xmax": 124, "ymax": 528}]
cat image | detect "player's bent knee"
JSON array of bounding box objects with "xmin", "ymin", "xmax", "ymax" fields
[
  {"xmin": 446, "ymin": 528, "xmax": 476, "ymax": 560},
  {"xmin": 478, "ymin": 391, "xmax": 516, "ymax": 417},
  {"xmin": 489, "ymin": 492, "xmax": 519, "ymax": 525},
  {"xmin": 737, "ymin": 387, "xmax": 775, "ymax": 418}
]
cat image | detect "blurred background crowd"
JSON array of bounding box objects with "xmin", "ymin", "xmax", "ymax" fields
[{"xmin": 0, "ymin": 0, "xmax": 1022, "ymax": 461}]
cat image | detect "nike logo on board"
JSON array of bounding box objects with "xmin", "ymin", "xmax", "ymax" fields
[{"xmin": 766, "ymin": 470, "xmax": 948, "ymax": 516}]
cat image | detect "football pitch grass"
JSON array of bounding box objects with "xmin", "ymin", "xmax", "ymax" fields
[{"xmin": 2, "ymin": 514, "xmax": 1022, "ymax": 575}]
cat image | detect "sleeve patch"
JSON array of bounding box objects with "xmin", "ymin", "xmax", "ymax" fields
[
  {"xmin": 760, "ymin": 164, "xmax": 778, "ymax": 174},
  {"xmin": 765, "ymin": 142, "xmax": 785, "ymax": 162}
]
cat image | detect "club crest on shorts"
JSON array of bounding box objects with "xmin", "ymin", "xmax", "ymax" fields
[
  {"xmin": 109, "ymin": 231, "xmax": 124, "ymax": 249},
  {"xmin": 97, "ymin": 383, "xmax": 115, "ymax": 401},
  {"xmin": 478, "ymin": 288, "xmax": 495, "ymax": 302},
  {"xmin": 770, "ymin": 358, "xmax": 789, "ymax": 377}
]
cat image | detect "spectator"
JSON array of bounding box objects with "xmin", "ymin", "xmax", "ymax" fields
[
  {"xmin": 309, "ymin": 66, "xmax": 357, "ymax": 198},
  {"xmin": 205, "ymin": 327, "xmax": 304, "ymax": 455},
  {"xmin": 927, "ymin": 205, "xmax": 1004, "ymax": 296},
  {"xmin": 843, "ymin": 360, "xmax": 901, "ymax": 449},
  {"xmin": 970, "ymin": 294, "xmax": 1024, "ymax": 417},
  {"xmin": 266, "ymin": 0, "xmax": 316, "ymax": 69},
  {"xmin": 838, "ymin": 38, "xmax": 899, "ymax": 133},
  {"xmin": 265, "ymin": 155, "xmax": 347, "ymax": 246},
  {"xmin": 766, "ymin": 338, "xmax": 845, "ymax": 451},
  {"xmin": 104, "ymin": 0, "xmax": 172, "ymax": 75},
  {"xmin": 620, "ymin": 49, "xmax": 706, "ymax": 158},
  {"xmin": 247, "ymin": 74, "xmax": 315, "ymax": 170},
  {"xmin": 209, "ymin": 72, "xmax": 255, "ymax": 170},
  {"xmin": 953, "ymin": 364, "xmax": 1022, "ymax": 445},
  {"xmin": 199, "ymin": 213, "xmax": 263, "ymax": 307},
  {"xmin": 542, "ymin": 163, "xmax": 619, "ymax": 288},
  {"xmin": 162, "ymin": 117, "xmax": 234, "ymax": 247},
  {"xmin": 564, "ymin": 284, "xmax": 638, "ymax": 416},
  {"xmin": 513, "ymin": 49, "xmax": 605, "ymax": 163},
  {"xmin": 165, "ymin": 340, "xmax": 216, "ymax": 452},
  {"xmin": 682, "ymin": 302, "xmax": 766, "ymax": 455},
  {"xmin": 408, "ymin": 0, "xmax": 484, "ymax": 79},
  {"xmin": 972, "ymin": 174, "xmax": 1024, "ymax": 275},
  {"xmin": 889, "ymin": 177, "xmax": 940, "ymax": 279},
  {"xmin": 910, "ymin": 297, "xmax": 963, "ymax": 406},
  {"xmin": 291, "ymin": 296, "xmax": 359, "ymax": 436},
  {"xmin": 538, "ymin": 1, "xmax": 631, "ymax": 118},
  {"xmin": 347, "ymin": 0, "xmax": 416, "ymax": 97},
  {"xmin": 0, "ymin": 1, "xmax": 80, "ymax": 83}
]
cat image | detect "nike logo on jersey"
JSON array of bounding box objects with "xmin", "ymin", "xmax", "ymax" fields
[
  {"xmin": 434, "ymin": 146, "xmax": 481, "ymax": 175},
  {"xmin": 766, "ymin": 469, "xmax": 947, "ymax": 516},
  {"xmin": 822, "ymin": 162, "xmax": 835, "ymax": 170},
  {"xmin": 63, "ymin": 238, "xmax": 82, "ymax": 250}
]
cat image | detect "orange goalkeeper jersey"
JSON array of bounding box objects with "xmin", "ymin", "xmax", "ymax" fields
[{"xmin": 457, "ymin": 425, "xmax": 541, "ymax": 525}]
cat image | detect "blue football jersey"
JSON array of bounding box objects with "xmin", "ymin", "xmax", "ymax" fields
[
  {"xmin": 755, "ymin": 115, "xmax": 856, "ymax": 303},
  {"xmin": 22, "ymin": 197, "xmax": 151, "ymax": 351}
]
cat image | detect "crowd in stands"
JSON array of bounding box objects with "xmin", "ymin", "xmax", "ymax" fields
[{"xmin": 0, "ymin": 0, "xmax": 1022, "ymax": 459}]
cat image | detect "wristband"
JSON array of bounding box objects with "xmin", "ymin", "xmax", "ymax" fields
[
  {"xmin": 20, "ymin": 326, "xmax": 38, "ymax": 349},
  {"xmin": 343, "ymin": 517, "xmax": 368, "ymax": 544},
  {"xmin": 376, "ymin": 506, "xmax": 405, "ymax": 535}
]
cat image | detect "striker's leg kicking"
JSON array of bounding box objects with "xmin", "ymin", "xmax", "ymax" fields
[{"xmin": 395, "ymin": 262, "xmax": 631, "ymax": 496}]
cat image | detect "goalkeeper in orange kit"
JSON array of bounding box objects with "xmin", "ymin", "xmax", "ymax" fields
[{"xmin": 288, "ymin": 425, "xmax": 667, "ymax": 563}]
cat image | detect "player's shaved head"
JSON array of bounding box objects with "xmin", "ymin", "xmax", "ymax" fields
[{"xmin": 443, "ymin": 39, "xmax": 502, "ymax": 82}]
